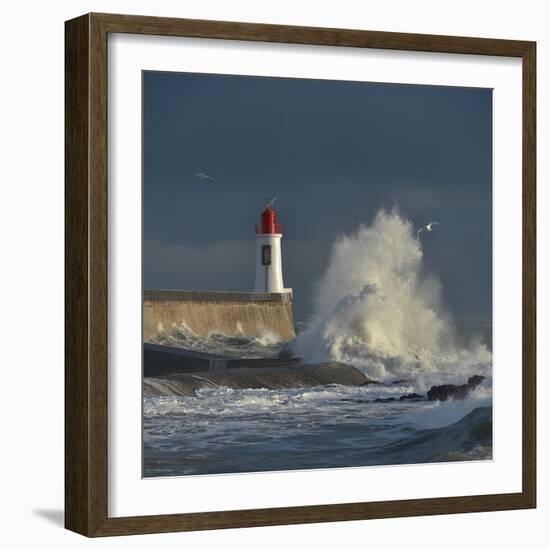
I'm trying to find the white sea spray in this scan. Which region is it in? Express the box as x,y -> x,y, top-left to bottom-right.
292,208 -> 492,383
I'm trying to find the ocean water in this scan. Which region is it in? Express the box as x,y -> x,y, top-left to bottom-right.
143,210 -> 493,477
143,375 -> 492,477
143,319 -> 492,478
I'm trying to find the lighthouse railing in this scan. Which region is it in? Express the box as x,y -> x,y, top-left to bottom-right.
255,223 -> 282,234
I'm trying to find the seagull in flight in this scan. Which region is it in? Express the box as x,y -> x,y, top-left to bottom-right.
417,221 -> 439,239
266,197 -> 277,208
195,172 -> 215,184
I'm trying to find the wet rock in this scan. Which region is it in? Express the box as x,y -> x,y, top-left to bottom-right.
427,375 -> 486,402
467,375 -> 486,388
399,393 -> 425,402
372,393 -> 426,404
277,346 -> 296,359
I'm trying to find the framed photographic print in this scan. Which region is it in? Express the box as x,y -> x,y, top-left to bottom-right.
65,13 -> 536,537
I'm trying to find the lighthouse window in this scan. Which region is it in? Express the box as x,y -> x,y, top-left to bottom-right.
261,245 -> 272,266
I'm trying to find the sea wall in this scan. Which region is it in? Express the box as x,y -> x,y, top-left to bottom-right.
143,363 -> 372,397
144,343 -> 301,377
143,290 -> 295,342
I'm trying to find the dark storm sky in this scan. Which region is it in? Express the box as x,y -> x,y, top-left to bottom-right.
143,71 -> 492,322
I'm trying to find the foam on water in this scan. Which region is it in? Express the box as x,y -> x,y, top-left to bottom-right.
406,382 -> 492,429
151,321 -> 285,358
143,381 -> 493,476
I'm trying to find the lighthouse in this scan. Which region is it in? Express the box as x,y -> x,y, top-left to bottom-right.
254,205 -> 291,294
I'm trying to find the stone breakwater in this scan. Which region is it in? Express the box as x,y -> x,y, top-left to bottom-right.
143,362 -> 373,397
143,290 -> 295,342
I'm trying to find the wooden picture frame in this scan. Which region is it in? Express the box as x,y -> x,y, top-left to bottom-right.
65,12 -> 536,537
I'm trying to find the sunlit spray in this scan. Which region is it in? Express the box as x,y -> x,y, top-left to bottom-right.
292,208 -> 492,384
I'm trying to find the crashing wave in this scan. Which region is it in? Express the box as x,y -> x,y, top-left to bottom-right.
292,208 -> 492,383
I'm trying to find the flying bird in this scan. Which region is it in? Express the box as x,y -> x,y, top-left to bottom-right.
416,221 -> 439,239
266,197 -> 277,208
195,172 -> 215,184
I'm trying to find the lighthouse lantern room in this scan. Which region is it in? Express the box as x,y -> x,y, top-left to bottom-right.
254,206 -> 291,294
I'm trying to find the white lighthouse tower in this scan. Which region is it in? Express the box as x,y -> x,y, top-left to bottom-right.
254,204 -> 291,294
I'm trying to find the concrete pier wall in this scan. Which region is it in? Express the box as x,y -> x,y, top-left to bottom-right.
143,343 -> 301,377
144,363 -> 372,397
143,290 -> 295,342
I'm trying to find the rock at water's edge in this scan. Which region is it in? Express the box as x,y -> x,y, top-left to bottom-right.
399,393 -> 425,402
427,375 -> 486,402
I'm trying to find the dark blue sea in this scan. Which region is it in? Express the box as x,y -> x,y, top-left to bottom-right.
143,320 -> 492,478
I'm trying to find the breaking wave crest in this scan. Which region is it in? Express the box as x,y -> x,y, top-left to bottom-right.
292,209 -> 492,383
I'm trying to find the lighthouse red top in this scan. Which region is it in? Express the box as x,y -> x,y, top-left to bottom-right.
255,206 -> 282,234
